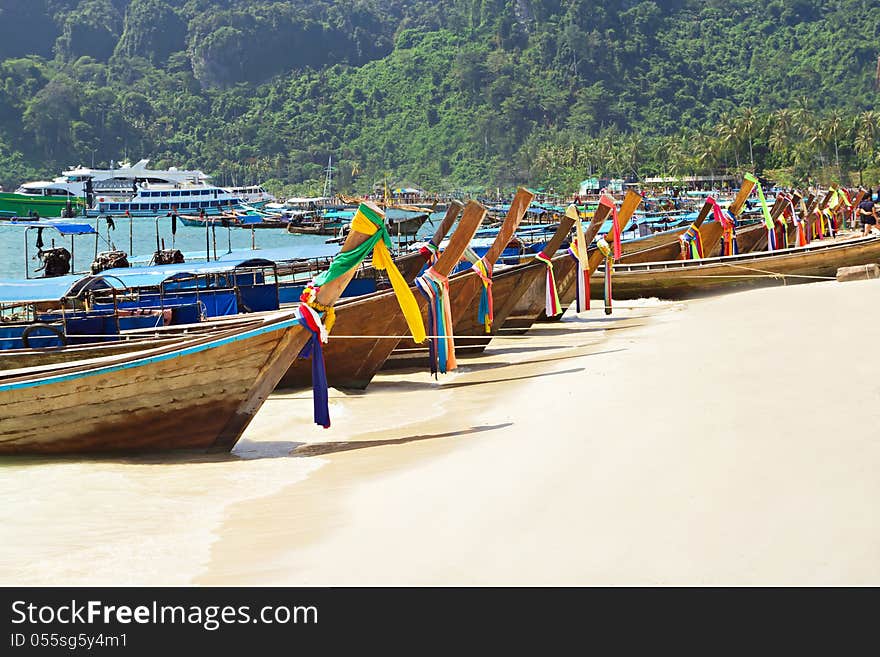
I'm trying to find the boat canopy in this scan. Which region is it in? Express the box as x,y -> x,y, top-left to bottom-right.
218,244 -> 340,263
0,220 -> 97,236
75,257 -> 282,293
0,275 -> 84,304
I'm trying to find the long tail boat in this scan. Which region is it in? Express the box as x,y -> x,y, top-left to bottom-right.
708,193 -> 790,256
587,233 -> 880,301
495,216 -> 576,332
600,178 -> 758,267
275,200 -> 488,390
0,203 -> 466,373
0,213 -> 386,455
382,187 -> 535,368
532,195 -> 619,322
502,190 -> 644,332
448,215 -> 575,352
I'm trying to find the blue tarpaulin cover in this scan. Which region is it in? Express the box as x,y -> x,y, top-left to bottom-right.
0,275 -> 84,303
0,220 -> 97,235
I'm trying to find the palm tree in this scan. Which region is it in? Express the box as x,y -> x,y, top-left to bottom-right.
736,107 -> 761,169
822,110 -> 847,171
768,108 -> 792,161
715,113 -> 741,171
693,132 -> 721,174
854,111 -> 879,184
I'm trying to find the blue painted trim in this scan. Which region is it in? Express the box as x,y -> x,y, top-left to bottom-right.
0,315 -> 300,393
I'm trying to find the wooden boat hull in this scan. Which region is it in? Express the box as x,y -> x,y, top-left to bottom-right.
449,263 -> 544,351
384,263 -> 543,367
590,235 -> 880,300
706,221 -> 768,257
277,284 -> 429,390
0,313 -> 311,454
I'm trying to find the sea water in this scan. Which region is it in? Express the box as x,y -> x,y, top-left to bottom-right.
0,212 -> 443,279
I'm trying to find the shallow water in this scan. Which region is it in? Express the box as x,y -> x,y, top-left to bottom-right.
0,426 -> 328,585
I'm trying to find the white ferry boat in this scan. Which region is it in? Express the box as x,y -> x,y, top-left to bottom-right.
0,159 -> 216,217
223,185 -> 276,206
88,183 -> 243,217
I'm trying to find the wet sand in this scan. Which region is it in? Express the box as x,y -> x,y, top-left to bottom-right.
4,278 -> 880,585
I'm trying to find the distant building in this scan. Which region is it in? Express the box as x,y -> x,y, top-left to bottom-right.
642,174 -> 738,188
579,177 -> 624,195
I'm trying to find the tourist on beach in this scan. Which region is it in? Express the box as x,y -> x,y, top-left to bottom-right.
858,189 -> 879,235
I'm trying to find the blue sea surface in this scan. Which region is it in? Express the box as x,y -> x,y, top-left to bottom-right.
0,213 -> 443,280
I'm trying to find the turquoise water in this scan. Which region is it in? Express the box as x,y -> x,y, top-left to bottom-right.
0,214 -> 441,280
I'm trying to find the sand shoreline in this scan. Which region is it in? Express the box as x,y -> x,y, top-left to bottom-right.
202,279 -> 880,586
196,301 -> 685,584
4,278 -> 879,586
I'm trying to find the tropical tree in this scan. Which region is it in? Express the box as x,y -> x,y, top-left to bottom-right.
735,107 -> 762,169
822,110 -> 847,171
715,113 -> 741,171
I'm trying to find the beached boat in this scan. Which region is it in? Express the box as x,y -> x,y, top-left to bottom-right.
450,215 -> 575,351
276,200 -> 485,390
598,178 -> 758,268
0,203 -> 466,378
590,233 -> 880,300
539,181 -> 760,316
504,190 -> 644,332
382,188 -> 535,369
0,211 -> 381,455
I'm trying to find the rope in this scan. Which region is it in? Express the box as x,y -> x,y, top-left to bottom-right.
721,262 -> 836,280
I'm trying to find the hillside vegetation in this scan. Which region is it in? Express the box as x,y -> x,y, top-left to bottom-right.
0,0 -> 878,192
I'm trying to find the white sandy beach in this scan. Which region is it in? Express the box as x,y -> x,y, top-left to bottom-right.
200,277 -> 880,586
3,278 -> 879,586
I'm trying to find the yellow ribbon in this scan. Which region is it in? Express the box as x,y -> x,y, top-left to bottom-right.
351,210 -> 427,344
567,204 -> 588,266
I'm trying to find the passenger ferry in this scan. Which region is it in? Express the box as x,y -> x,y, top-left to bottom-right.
88,183 -> 243,217
223,185 -> 276,206
0,159 -> 213,217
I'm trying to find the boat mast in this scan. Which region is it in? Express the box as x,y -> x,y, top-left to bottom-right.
322,156 -> 335,199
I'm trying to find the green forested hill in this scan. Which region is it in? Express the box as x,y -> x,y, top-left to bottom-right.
0,0 -> 878,193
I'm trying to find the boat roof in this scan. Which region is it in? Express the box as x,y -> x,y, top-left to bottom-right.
0,275 -> 84,304
74,257 -> 282,292
0,220 -> 97,235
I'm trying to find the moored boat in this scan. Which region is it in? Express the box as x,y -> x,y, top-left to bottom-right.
0,207 -> 384,454
276,200 -> 484,390
591,233 -> 880,300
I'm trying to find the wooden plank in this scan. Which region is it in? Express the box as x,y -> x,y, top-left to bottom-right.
434,200 -> 488,276
483,187 -> 535,267
428,200 -> 464,248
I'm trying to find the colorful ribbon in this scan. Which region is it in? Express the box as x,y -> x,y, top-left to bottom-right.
314,203 -> 425,343
753,180 -> 777,252
297,303 -> 331,428
599,195 -> 622,260
415,267 -> 456,376
797,197 -> 811,245
471,258 -> 494,333
419,242 -> 439,264
707,197 -> 738,256
567,204 -> 590,312
597,237 -> 613,315
535,251 -> 561,317
679,225 -> 704,259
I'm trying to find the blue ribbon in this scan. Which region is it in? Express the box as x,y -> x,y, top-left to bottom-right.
297,317 -> 330,428
416,276 -> 446,377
